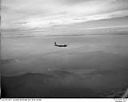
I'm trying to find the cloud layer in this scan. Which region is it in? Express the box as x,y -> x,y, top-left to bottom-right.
1,0 -> 128,29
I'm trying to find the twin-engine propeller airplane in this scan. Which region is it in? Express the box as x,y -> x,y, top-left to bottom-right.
54,42 -> 67,47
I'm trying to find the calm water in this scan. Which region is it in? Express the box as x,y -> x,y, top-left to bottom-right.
1,34 -> 128,97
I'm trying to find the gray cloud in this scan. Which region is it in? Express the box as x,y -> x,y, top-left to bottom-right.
1,0 -> 128,29
56,0 -> 89,5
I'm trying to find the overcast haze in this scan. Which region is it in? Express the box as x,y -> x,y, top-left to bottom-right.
1,0 -> 128,29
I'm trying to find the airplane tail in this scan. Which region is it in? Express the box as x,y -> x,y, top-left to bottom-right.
54,42 -> 57,46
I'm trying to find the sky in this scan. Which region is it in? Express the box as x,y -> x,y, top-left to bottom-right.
1,0 -> 128,31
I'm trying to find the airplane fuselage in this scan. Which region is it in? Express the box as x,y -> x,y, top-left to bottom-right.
54,42 -> 67,47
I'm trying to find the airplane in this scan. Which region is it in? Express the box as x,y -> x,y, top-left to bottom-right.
54,42 -> 67,47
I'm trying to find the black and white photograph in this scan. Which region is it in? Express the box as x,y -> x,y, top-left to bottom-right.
1,0 -> 128,98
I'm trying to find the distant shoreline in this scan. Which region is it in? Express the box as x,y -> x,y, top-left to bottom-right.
1,32 -> 128,38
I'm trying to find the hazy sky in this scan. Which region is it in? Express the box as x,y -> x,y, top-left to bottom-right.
1,0 -> 128,30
